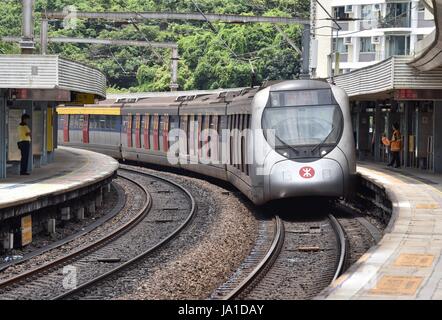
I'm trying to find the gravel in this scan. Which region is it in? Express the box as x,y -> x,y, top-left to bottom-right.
78,165 -> 258,300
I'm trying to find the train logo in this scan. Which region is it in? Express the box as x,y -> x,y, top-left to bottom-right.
300,167 -> 315,179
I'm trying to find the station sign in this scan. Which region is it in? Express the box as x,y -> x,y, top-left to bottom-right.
21,215 -> 32,247
9,89 -> 71,102
73,93 -> 95,105
394,89 -> 442,101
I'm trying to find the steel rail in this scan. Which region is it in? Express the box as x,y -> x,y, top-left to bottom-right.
222,216 -> 284,300
0,171 -> 152,291
53,167 -> 197,300
328,214 -> 348,282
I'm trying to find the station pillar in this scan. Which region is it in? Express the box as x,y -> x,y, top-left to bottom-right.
434,102 -> 442,173
0,92 -> 6,179
374,104 -> 383,162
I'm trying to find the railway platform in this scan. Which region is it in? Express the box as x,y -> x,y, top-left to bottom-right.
0,147 -> 118,249
318,163 -> 442,300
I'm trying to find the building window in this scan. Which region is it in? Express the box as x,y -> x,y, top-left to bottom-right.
386,35 -> 410,57
333,38 -> 348,53
383,3 -> 411,28
361,5 -> 373,21
333,6 -> 349,19
360,37 -> 375,53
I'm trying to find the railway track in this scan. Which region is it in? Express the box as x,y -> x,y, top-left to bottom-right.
0,168 -> 196,300
213,213 -> 349,300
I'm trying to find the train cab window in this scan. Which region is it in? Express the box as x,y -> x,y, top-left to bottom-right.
263,89 -> 343,160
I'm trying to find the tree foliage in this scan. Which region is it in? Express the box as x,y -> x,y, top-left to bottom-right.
0,0 -> 309,92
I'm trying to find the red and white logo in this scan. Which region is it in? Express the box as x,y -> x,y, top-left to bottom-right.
299,167 -> 315,179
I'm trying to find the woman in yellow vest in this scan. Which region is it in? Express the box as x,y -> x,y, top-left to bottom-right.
385,122 -> 402,168
17,114 -> 31,175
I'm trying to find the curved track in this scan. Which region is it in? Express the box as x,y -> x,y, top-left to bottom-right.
216,214 -> 348,300
0,168 -> 196,300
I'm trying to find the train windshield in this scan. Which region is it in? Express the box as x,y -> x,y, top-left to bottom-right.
262,89 -> 343,159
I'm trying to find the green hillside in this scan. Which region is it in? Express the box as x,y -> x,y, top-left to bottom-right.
0,0 -> 309,92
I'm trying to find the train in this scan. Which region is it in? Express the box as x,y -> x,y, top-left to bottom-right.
57,80 -> 356,205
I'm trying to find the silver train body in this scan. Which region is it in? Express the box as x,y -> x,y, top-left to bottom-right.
58,80 -> 356,205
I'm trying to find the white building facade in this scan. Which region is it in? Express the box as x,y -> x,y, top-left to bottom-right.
311,0 -> 435,78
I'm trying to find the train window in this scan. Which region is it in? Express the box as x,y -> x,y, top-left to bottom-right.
200,115 -> 206,153
169,115 -> 179,145
69,115 -> 77,129
193,115 -> 199,157
159,116 -> 164,151
149,115 -> 155,150
140,115 -> 146,145
230,115 -> 234,166
110,116 -> 117,130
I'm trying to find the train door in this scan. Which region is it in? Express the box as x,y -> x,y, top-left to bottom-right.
180,115 -> 189,157
127,114 -> 133,148
134,114 -> 141,149
143,114 -> 150,150
241,115 -> 247,174
153,114 -> 159,151
197,114 -> 203,160
201,115 -> 210,161
228,115 -> 233,166
163,114 -> 170,153
234,114 -> 239,169
82,114 -> 89,144
211,115 -> 219,163
63,114 -> 69,143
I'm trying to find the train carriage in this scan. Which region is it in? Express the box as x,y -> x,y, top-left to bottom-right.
57,80 -> 356,205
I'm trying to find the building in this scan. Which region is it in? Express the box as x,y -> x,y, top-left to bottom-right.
310,0 -> 442,174
311,0 -> 435,78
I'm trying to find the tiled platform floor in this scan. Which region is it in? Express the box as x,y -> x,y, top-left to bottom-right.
0,147 -> 119,210
318,163 -> 442,300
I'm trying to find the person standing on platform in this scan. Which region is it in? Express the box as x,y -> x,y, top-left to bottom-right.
383,122 -> 402,168
17,114 -> 31,176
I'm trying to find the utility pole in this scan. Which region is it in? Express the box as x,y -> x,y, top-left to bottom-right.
20,0 -> 35,54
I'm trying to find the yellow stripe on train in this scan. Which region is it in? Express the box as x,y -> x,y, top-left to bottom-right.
56,107 -> 122,115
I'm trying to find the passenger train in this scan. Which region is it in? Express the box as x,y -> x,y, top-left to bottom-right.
57,80 -> 356,205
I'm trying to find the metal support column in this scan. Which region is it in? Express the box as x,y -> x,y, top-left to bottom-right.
20,0 -> 35,54
41,105 -> 48,165
434,101 -> 442,173
403,102 -> 410,168
374,103 -> 382,162
40,18 -> 48,55
300,23 -> 311,79
0,92 -> 6,178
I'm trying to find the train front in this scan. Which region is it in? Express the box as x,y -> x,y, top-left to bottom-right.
253,80 -> 356,204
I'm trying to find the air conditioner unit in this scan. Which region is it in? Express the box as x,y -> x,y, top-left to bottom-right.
344,37 -> 352,45
371,36 -> 381,44
344,5 -> 353,13
373,4 -> 381,12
